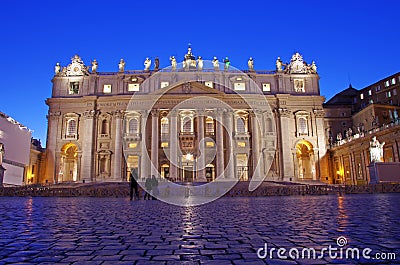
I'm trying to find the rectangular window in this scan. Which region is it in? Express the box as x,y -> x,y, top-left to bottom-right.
161,82 -> 169,88
237,142 -> 246,148
206,141 -> 214,147
391,78 -> 396,85
393,89 -> 397,96
128,143 -> 137,148
128,83 -> 140,92
205,81 -> 213,88
161,142 -> 169,148
387,91 -> 392,98
360,93 -> 364,100
234,82 -> 246,91
103,84 -> 112,93
69,82 -> 79,94
385,80 -> 390,87
368,90 -> 372,96
262,83 -> 271,92
376,85 -> 381,92
293,79 -> 305,92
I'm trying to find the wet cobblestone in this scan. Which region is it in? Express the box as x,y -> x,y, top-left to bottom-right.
0,194 -> 399,264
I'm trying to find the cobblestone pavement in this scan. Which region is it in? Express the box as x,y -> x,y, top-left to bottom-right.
0,194 -> 399,264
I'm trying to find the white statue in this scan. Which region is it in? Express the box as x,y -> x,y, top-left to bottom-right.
212,57 -> 219,70
197,56 -> 203,71
0,143 -> 4,166
118,59 -> 125,72
394,109 -> 399,123
144,57 -> 151,71
170,56 -> 177,71
91,59 -> 98,73
248,57 -> 254,71
276,57 -> 283,72
369,136 -> 385,163
311,61 -> 317,73
55,63 -> 61,74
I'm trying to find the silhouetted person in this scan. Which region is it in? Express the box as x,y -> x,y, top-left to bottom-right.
151,175 -> 159,200
129,169 -> 139,200
144,176 -> 153,200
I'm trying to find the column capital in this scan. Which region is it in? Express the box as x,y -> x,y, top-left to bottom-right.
276,108 -> 291,118
47,111 -> 61,120
150,109 -> 159,117
112,109 -> 124,119
313,109 -> 325,118
82,110 -> 97,119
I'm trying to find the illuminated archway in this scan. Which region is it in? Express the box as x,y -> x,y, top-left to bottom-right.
59,143 -> 78,182
295,140 -> 315,180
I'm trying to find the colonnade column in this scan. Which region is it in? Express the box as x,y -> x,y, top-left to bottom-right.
81,110 -> 96,182
216,109 -> 225,179
251,110 -> 262,181
151,110 -> 159,177
46,111 -> 61,183
112,110 -> 122,181
197,110 -> 206,181
225,110 -> 235,179
140,111 -> 149,180
278,108 -> 294,181
169,110 -> 178,181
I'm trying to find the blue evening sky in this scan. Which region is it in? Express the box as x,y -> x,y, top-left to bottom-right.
1,0 -> 399,145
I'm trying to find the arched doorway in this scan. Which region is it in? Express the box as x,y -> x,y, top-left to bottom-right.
59,143 -> 78,182
295,140 -> 315,180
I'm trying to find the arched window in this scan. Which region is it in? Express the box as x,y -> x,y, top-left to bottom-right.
101,119 -> 108,134
128,118 -> 138,134
236,117 -> 246,133
182,116 -> 192,133
298,117 -> 307,134
67,119 -> 77,135
161,117 -> 169,135
206,117 -> 214,134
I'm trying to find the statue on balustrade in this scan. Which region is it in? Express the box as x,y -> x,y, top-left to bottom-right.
212,57 -> 219,70
118,59 -> 125,72
144,57 -> 151,71
248,57 -> 254,71
91,59 -> 98,73
170,56 -> 177,71
369,136 -> 385,163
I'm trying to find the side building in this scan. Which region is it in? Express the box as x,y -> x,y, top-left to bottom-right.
0,112 -> 31,186
44,49 -> 329,184
324,72 -> 400,184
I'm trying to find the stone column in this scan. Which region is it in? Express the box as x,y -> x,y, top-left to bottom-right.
140,111 -> 149,180
251,110 -> 262,181
224,110 -> 235,179
81,110 -> 96,182
169,110 -> 178,181
278,108 -> 294,181
151,110 -> 159,177
216,109 -> 225,179
196,111 -> 206,181
314,109 -> 328,181
45,111 -> 61,183
112,110 -> 123,181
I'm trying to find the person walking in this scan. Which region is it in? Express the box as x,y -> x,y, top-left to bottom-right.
144,176 -> 153,200
129,168 -> 139,200
151,175 -> 159,200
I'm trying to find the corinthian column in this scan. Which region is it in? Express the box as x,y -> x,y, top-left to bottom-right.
140,111 -> 149,180
169,110 -> 178,181
215,109 -> 225,179
251,110 -> 262,181
46,111 -> 61,184
151,110 -> 159,177
81,110 -> 96,182
112,110 -> 123,181
196,110 -> 206,181
225,110 -> 235,179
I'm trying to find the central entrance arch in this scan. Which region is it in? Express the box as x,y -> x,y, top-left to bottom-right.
295,140 -> 315,180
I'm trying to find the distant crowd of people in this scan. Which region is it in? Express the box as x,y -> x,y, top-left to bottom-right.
129,169 -> 159,200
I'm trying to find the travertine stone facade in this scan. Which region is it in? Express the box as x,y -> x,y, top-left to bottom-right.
44,50 -> 328,184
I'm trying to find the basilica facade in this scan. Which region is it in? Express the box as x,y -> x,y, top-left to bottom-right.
44,49 -> 329,184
